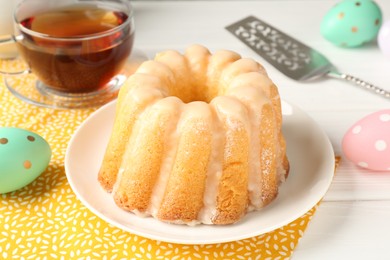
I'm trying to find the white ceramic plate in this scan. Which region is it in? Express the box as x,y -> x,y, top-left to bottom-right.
65,100 -> 335,245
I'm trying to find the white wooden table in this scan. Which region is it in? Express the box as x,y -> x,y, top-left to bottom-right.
131,0 -> 390,259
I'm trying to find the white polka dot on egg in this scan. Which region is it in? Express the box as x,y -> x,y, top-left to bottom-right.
375,140 -> 387,151
358,162 -> 369,168
352,125 -> 362,134
379,114 -> 390,122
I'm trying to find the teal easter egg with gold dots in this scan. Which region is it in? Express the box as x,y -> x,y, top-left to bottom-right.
0,127 -> 51,193
321,0 -> 382,47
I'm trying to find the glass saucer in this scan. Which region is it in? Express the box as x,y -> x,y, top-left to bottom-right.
4,49 -> 147,109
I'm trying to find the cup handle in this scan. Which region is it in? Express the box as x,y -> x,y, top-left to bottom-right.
0,35 -> 30,76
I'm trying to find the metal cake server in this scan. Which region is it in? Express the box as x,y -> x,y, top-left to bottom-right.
226,16 -> 390,100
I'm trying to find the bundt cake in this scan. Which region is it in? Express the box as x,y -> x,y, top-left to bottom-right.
98,44 -> 289,225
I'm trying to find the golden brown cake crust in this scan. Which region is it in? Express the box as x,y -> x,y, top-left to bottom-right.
113,97 -> 182,212
98,74 -> 168,191
158,103 -> 212,222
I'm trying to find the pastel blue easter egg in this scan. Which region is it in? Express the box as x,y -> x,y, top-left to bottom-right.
321,0 -> 382,47
0,127 -> 51,193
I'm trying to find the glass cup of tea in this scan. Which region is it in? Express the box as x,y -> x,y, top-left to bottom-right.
0,0 -> 136,108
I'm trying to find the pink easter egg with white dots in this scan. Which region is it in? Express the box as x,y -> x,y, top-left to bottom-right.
342,109 -> 390,171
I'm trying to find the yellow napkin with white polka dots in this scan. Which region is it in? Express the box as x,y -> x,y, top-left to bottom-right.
0,59 -> 338,259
